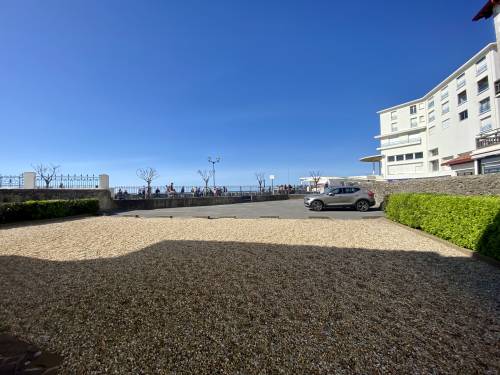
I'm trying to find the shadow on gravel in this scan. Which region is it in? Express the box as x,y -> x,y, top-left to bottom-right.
1,241 -> 499,374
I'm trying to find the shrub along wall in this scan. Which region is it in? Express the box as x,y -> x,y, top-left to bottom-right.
0,199 -> 99,224
385,193 -> 500,261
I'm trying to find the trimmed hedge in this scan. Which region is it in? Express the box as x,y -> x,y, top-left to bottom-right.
0,199 -> 99,224
385,193 -> 500,261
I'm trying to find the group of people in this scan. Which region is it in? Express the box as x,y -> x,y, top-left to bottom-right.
276,184 -> 295,194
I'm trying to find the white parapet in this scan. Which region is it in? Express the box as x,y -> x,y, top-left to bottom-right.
99,174 -> 109,189
22,172 -> 36,189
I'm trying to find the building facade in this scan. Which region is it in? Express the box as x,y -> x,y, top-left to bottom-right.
362,1 -> 500,179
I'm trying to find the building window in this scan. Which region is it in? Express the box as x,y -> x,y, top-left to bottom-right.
428,98 -> 434,109
388,156 -> 395,162
459,110 -> 468,121
476,56 -> 487,75
441,101 -> 449,115
396,155 -> 404,161
477,76 -> 489,94
456,73 -> 466,89
391,123 -> 398,132
441,87 -> 449,101
442,118 -> 450,129
419,103 -> 425,110
410,117 -> 418,128
419,116 -> 425,123
479,97 -> 490,114
428,110 -> 435,123
458,90 -> 467,106
480,117 -> 493,133
410,105 -> 417,115
415,152 -> 424,159
405,153 -> 414,160
430,148 -> 439,157
391,111 -> 397,120
430,160 -> 439,172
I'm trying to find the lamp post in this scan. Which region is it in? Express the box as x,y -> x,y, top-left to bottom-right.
208,156 -> 221,189
269,174 -> 275,195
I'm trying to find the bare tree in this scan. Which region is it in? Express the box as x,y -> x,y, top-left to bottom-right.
255,172 -> 265,192
33,163 -> 60,188
309,170 -> 322,192
136,167 -> 159,198
198,169 -> 213,195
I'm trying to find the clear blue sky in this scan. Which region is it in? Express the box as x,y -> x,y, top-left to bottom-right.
0,0 -> 495,186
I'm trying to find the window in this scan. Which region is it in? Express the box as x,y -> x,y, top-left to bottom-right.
415,152 -> 424,159
343,187 -> 360,194
396,155 -> 404,161
430,148 -> 439,157
419,116 -> 425,123
430,160 -> 439,172
479,97 -> 490,114
428,110 -> 435,123
405,153 -> 414,160
442,118 -> 450,129
391,123 -> 398,132
477,76 -> 489,94
456,73 -> 466,89
419,103 -> 425,110
441,87 -> 449,101
459,110 -> 468,121
480,117 -> 493,133
410,105 -> 417,115
391,111 -> 397,120
388,156 -> 395,162
476,56 -> 487,75
410,117 -> 418,128
458,90 -> 467,105
427,98 -> 434,109
441,101 -> 449,115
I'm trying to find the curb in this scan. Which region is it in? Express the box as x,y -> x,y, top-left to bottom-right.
382,218 -> 500,268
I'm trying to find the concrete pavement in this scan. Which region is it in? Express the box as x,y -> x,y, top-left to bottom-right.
115,198 -> 384,219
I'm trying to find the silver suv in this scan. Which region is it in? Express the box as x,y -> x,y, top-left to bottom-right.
304,186 -> 376,212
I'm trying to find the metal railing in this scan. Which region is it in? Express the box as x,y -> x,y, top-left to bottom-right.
36,174 -> 99,189
0,175 -> 23,188
476,130 -> 500,149
112,185 -> 296,200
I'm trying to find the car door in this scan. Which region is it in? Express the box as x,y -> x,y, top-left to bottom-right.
324,188 -> 342,206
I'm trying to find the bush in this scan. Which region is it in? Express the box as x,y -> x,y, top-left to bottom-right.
0,199 -> 99,224
385,193 -> 500,261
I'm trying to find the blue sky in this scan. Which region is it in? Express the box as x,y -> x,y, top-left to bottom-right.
0,0 -> 495,186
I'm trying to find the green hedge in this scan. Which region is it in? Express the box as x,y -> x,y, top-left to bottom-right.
385,193 -> 500,261
0,199 -> 99,224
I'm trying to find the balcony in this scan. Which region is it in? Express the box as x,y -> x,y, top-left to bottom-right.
476,130 -> 500,149
377,137 -> 422,151
495,80 -> 500,98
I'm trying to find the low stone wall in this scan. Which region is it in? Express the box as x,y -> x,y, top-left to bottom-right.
0,189 -> 114,211
353,174 -> 500,205
112,194 -> 289,211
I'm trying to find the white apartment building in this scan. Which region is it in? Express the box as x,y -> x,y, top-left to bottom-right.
361,1 -> 500,179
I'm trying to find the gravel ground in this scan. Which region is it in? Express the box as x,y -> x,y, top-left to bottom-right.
1,217 -> 499,374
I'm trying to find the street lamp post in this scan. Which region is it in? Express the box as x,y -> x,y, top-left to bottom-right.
208,156 -> 221,189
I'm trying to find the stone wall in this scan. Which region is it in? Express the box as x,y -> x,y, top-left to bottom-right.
352,174 -> 500,205
112,194 -> 288,211
0,189 -> 288,212
0,189 -> 115,211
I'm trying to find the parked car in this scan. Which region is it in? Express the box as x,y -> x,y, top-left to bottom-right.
304,186 -> 375,212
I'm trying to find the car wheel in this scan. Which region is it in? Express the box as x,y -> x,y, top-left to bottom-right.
310,200 -> 324,211
355,200 -> 369,212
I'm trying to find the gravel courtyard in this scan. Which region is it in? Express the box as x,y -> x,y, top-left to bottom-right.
1,217 -> 499,374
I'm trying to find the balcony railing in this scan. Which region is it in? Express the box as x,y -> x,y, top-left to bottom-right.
495,80 -> 500,97
476,130 -> 500,149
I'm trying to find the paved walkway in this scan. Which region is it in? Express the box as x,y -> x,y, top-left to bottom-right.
115,198 -> 384,219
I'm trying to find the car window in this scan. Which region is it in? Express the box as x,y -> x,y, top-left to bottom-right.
331,188 -> 341,194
